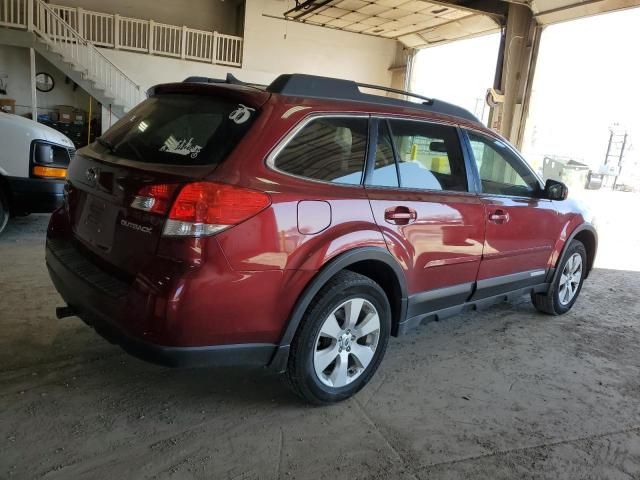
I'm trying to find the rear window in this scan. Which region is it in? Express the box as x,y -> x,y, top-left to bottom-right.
272,117 -> 367,185
100,94 -> 258,165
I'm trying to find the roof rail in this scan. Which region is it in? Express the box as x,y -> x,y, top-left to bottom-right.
267,74 -> 480,123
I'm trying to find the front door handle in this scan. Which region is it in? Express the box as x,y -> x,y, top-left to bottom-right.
488,209 -> 510,224
384,206 -> 417,225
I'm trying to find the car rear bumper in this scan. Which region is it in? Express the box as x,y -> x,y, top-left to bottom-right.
45,238 -> 277,368
7,176 -> 65,214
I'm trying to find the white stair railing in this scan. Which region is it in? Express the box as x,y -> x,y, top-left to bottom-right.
1,0 -> 244,67
0,0 -> 27,28
31,0 -> 144,109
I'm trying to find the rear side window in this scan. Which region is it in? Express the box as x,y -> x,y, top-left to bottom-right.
273,117 -> 367,185
370,121 -> 398,188
387,120 -> 467,192
100,94 -> 258,165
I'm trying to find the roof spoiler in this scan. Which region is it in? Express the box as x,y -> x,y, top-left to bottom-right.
182,74 -> 267,89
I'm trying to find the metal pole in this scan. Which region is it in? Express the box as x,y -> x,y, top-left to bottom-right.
87,96 -> 92,145
29,48 -> 37,121
604,129 -> 613,165
612,132 -> 628,190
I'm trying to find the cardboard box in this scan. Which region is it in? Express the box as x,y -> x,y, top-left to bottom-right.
57,105 -> 74,124
0,98 -> 16,114
73,110 -> 86,125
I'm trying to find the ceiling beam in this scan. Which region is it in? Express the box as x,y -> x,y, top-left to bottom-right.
283,0 -> 334,21
424,0 -> 510,21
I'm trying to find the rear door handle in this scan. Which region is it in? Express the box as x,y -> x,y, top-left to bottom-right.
384,206 -> 417,225
488,209 -> 510,224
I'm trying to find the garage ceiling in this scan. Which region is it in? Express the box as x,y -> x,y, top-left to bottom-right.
531,0 -> 640,24
282,0 -> 640,48
282,0 -> 502,47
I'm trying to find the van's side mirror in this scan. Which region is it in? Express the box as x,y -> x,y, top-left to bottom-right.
544,179 -> 568,200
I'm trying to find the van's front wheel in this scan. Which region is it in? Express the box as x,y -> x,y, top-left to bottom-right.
0,188 -> 9,235
285,271 -> 391,404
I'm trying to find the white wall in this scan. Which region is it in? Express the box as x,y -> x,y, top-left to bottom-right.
97,0 -> 397,93
0,45 -> 91,117
54,0 -> 243,35
243,0 -> 396,87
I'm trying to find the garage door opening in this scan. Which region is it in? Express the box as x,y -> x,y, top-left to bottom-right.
521,7 -> 640,183
410,33 -> 501,126
521,7 -> 640,272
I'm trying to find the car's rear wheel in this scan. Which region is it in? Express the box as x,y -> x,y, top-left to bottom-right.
532,240 -> 587,315
285,270 -> 391,404
0,188 -> 9,235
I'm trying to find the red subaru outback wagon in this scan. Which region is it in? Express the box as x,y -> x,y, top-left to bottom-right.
46,74 -> 597,403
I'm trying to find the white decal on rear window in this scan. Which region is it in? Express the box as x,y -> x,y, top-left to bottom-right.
159,137 -> 203,158
229,104 -> 255,124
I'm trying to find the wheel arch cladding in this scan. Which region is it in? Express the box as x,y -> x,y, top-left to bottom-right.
344,259 -> 404,336
572,227 -> 597,278
268,247 -> 408,372
0,175 -> 10,203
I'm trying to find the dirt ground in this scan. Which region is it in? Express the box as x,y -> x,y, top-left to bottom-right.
1,190 -> 640,479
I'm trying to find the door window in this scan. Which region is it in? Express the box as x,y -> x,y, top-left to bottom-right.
272,117 -> 367,185
369,121 -> 399,188
388,120 -> 467,192
467,132 -> 540,197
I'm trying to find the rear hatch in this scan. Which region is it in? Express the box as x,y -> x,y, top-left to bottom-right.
64,84 -> 269,277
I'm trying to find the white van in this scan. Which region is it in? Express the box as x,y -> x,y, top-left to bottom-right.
0,112 -> 75,234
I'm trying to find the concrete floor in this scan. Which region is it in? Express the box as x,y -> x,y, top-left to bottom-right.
1,191 -> 640,479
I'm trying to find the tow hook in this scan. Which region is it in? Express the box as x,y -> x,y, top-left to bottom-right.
55,305 -> 76,319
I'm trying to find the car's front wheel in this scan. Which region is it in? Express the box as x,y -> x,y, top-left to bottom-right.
285,271 -> 391,404
532,239 -> 587,315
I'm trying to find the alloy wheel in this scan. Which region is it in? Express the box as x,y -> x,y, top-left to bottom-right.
558,252 -> 583,306
313,298 -> 381,388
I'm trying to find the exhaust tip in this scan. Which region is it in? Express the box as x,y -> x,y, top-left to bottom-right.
55,306 -> 76,320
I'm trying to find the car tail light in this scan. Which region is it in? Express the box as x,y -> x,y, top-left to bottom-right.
131,184 -> 178,215
133,182 -> 271,237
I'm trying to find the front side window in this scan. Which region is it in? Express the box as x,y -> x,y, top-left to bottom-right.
387,120 -> 468,192
273,117 -> 367,185
467,132 -> 540,197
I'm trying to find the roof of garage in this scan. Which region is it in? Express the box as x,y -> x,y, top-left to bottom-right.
283,0 -> 502,47
282,0 -> 640,48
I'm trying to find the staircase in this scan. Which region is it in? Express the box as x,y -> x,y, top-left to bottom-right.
1,0 -> 145,117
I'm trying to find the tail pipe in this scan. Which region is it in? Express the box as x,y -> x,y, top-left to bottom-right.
56,305 -> 76,319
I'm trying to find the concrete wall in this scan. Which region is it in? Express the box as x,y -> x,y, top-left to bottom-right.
0,45 -> 91,117
53,0 -> 243,36
97,0 -> 397,93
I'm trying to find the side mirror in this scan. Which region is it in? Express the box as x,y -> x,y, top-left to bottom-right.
545,179 -> 568,201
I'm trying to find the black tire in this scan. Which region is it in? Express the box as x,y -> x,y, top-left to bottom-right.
531,240 -> 587,315
284,270 -> 391,404
0,187 -> 9,235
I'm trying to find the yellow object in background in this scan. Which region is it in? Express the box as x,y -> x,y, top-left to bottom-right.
431,157 -> 451,174
411,144 -> 418,160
